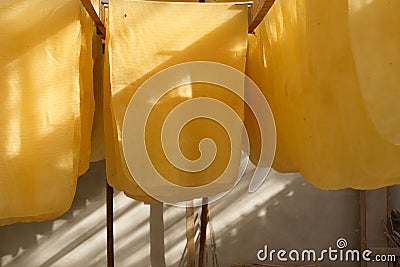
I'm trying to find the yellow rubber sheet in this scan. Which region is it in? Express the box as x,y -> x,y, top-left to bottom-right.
246,0 -> 400,189
105,0 -> 248,202
0,0 -> 94,225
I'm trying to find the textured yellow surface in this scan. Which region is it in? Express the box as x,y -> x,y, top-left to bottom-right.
105,0 -> 248,202
0,0 -> 94,225
246,0 -> 400,189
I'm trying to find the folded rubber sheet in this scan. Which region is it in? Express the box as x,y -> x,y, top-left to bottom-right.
0,0 -> 95,225
246,0 -> 400,190
105,0 -> 248,203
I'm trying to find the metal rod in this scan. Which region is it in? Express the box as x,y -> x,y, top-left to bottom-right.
80,0 -> 106,37
82,0 -> 273,37
248,0 -> 275,32
199,198 -> 209,267
106,183 -> 114,267
386,187 -> 394,267
387,186 -> 392,240
360,190 -> 367,267
186,203 -> 196,267
150,203 -> 166,267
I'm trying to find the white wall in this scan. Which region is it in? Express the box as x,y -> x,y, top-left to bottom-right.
0,160 -> 397,267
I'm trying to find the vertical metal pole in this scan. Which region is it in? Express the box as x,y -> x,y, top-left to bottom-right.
387,186 -> 392,238
199,198 -> 209,267
106,183 -> 114,267
387,187 -> 393,267
360,190 -> 367,267
150,203 -> 166,267
186,203 -> 196,267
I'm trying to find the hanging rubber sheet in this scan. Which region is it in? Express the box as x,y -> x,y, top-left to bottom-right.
0,0 -> 95,225
246,0 -> 400,189
105,0 -> 248,202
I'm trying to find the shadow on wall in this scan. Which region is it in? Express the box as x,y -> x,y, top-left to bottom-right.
0,162 -> 395,267
0,161 -> 394,267
203,170 -> 361,267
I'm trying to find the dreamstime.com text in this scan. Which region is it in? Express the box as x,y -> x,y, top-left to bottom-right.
257,238 -> 397,263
